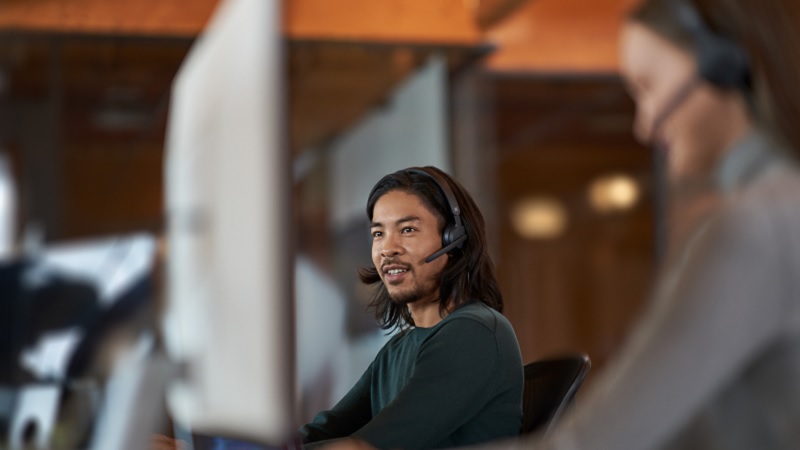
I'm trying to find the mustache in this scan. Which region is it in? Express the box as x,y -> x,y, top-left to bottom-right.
380,258 -> 411,270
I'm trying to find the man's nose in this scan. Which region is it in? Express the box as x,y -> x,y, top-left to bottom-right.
379,234 -> 403,257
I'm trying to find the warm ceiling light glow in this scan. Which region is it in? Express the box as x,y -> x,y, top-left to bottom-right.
510,197 -> 567,240
589,174 -> 640,213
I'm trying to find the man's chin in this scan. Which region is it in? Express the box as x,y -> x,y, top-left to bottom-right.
388,289 -> 420,305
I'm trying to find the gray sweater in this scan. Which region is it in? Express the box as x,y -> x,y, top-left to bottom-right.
466,130 -> 800,450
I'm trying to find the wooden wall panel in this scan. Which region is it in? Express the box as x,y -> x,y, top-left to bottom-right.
61,141 -> 164,237
489,76 -> 656,369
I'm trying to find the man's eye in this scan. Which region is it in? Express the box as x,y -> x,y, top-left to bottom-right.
402,227 -> 415,233
371,231 -> 382,238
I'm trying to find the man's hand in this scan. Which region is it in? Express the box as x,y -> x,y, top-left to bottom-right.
150,434 -> 188,450
321,438 -> 378,450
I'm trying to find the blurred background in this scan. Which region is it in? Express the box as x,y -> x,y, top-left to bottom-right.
0,0 -> 657,427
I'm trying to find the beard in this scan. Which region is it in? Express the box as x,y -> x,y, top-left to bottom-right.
379,264 -> 440,306
387,284 -> 426,305
386,282 -> 441,306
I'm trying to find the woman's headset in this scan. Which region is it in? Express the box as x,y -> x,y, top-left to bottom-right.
675,0 -> 751,91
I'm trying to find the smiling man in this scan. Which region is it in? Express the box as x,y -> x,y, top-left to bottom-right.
299,166 -> 523,450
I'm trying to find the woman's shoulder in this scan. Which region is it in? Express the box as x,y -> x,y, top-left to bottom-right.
721,163 -> 800,237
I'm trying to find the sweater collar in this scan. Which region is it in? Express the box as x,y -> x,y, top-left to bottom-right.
715,129 -> 792,191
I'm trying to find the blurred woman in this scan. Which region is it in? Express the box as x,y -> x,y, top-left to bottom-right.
483,0 -> 800,448
562,0 -> 800,446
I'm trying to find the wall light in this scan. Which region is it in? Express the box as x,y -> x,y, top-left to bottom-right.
588,174 -> 640,213
510,196 -> 568,240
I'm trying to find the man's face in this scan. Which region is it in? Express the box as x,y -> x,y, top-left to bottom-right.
370,189 -> 448,306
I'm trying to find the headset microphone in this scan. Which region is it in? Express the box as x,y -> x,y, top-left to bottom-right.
424,233 -> 467,263
646,76 -> 702,149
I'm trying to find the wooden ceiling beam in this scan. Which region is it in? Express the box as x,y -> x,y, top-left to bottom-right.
473,0 -> 529,29
285,0 -> 482,44
0,0 -> 219,37
485,0 -> 639,74
0,0 -> 504,46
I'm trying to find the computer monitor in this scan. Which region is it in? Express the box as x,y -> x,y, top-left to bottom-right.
162,0 -> 294,445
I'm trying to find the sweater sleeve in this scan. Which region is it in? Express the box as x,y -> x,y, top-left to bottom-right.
299,362 -> 374,445
352,317 -> 510,449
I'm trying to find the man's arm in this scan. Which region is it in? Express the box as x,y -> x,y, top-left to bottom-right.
299,363 -> 375,444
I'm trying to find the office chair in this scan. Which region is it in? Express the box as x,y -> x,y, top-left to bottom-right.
521,354 -> 591,436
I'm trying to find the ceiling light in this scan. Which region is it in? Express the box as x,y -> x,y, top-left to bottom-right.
510,196 -> 567,240
588,174 -> 639,213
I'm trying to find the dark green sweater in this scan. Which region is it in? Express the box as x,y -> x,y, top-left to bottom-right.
300,302 -> 523,449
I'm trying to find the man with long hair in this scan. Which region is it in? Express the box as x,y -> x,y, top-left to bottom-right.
299,166 -> 523,449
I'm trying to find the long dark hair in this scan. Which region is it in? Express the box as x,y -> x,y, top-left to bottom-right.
358,166 -> 503,331
629,0 -> 800,157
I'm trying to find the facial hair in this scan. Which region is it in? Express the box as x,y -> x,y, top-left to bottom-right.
380,257 -> 439,305
388,284 -> 426,305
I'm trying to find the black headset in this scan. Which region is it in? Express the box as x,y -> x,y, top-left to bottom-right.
406,167 -> 467,263
675,0 -> 750,90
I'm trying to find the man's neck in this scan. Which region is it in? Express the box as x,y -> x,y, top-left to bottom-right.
409,298 -> 451,328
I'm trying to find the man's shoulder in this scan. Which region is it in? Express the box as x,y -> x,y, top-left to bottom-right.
440,302 -> 509,333
429,303 -> 521,363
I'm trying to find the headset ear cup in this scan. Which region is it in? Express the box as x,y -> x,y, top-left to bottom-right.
443,224 -> 467,252
442,225 -> 454,248
676,0 -> 750,90
697,36 -> 750,88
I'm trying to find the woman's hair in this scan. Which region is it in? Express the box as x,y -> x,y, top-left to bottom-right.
629,0 -> 800,157
359,166 -> 503,331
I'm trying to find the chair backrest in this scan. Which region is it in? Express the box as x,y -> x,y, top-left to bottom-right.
521,354 -> 591,436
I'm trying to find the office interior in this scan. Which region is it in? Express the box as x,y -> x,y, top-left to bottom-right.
0,0 -> 661,446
